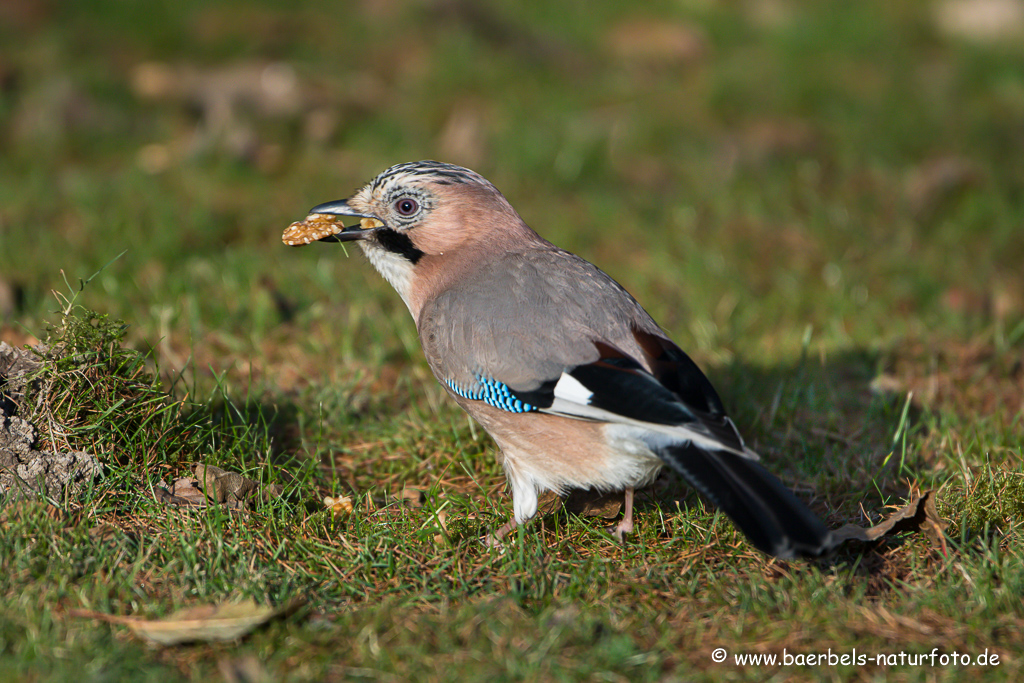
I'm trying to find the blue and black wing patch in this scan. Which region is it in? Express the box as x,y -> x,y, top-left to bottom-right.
445,376 -> 538,413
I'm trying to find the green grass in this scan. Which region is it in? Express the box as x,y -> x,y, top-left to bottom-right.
2,1 -> 1023,680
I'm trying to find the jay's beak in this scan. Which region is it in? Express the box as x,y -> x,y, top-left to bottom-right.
306,199 -> 382,243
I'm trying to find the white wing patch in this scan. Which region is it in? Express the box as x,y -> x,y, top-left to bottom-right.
552,372 -> 593,404
543,397 -> 754,459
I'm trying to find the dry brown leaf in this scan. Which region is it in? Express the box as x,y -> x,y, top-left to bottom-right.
165,476 -> 208,505
155,463 -> 282,510
605,18 -> 707,65
195,463 -> 257,504
70,598 -> 303,646
831,490 -> 949,555
397,487 -> 425,508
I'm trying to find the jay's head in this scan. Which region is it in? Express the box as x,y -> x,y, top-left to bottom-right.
301,161 -> 531,263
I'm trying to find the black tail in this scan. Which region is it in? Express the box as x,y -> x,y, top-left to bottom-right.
659,444 -> 833,558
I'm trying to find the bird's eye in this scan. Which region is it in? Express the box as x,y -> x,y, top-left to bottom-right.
394,197 -> 419,217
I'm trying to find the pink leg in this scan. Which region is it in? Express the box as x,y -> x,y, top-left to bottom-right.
610,487 -> 635,542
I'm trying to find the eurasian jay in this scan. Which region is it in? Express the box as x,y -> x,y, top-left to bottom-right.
284,160 -> 833,558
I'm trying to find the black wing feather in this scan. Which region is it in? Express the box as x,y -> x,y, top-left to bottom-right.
659,443 -> 833,558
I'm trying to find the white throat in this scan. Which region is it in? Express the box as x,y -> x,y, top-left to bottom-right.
358,242 -> 415,315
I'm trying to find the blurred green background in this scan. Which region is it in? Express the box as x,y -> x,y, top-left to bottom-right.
3,0 -> 1022,374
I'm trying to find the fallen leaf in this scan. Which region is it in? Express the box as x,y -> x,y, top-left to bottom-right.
195,463 -> 257,504
604,18 -> 707,65
155,463 -> 282,510
830,490 -> 949,555
397,487 -> 425,508
70,598 -> 304,646
167,476 -> 208,505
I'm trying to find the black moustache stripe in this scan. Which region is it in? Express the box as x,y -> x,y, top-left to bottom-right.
375,228 -> 424,264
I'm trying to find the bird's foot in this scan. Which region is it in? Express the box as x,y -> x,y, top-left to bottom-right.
608,487 -> 635,543
608,518 -> 633,544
